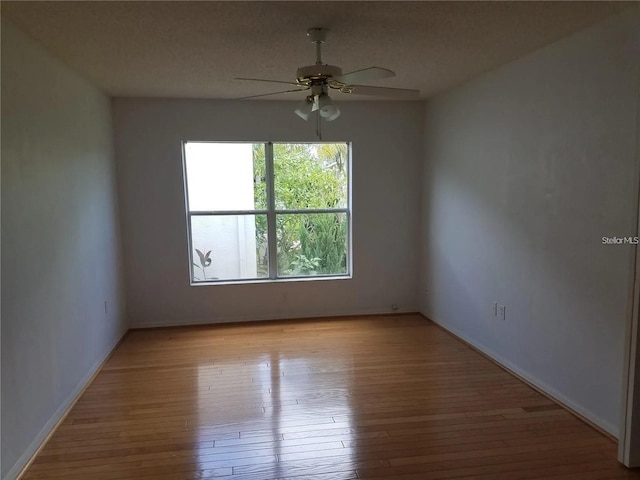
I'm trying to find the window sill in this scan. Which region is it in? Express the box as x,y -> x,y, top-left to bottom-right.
190,274 -> 352,287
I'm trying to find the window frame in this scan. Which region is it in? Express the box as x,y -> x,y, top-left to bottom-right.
182,141 -> 352,285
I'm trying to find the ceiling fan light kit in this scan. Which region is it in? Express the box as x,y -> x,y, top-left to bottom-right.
294,97 -> 314,121
236,27 -> 419,136
318,94 -> 340,121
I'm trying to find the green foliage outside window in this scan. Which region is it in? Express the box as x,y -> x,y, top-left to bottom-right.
253,143 -> 348,277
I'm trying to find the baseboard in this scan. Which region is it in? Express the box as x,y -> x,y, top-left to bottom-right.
421,312 -> 618,442
5,328 -> 129,480
131,307 -> 420,329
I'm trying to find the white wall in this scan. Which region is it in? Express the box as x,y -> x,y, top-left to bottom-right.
1,21 -> 127,479
421,7 -> 640,436
112,99 -> 423,327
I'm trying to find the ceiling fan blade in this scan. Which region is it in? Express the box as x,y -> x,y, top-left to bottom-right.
345,84 -> 420,99
238,88 -> 310,100
334,67 -> 395,85
235,77 -> 302,87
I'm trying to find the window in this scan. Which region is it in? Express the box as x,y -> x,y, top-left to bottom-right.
183,142 -> 351,284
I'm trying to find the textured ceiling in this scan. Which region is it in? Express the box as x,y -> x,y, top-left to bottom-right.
1,1 -> 633,100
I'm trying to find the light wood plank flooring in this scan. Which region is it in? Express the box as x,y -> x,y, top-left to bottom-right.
22,315 -> 639,479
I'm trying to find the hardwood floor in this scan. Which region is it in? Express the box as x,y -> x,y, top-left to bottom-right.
21,315 -> 639,479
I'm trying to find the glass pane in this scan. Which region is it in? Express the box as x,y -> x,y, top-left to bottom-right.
276,213 -> 348,277
191,214 -> 268,282
184,142 -> 266,212
273,143 -> 348,210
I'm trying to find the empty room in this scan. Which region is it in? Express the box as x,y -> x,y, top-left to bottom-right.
2,1 -> 640,479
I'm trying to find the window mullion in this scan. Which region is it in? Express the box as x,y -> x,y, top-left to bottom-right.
265,142 -> 278,279
274,208 -> 348,215
190,210 -> 268,216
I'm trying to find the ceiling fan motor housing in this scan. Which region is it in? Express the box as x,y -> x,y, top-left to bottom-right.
296,64 -> 343,84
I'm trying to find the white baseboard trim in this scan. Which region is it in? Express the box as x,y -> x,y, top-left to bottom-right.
423,311 -> 618,439
131,307 -> 419,329
4,327 -> 128,480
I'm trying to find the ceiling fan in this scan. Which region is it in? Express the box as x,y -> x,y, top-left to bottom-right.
236,28 -> 420,122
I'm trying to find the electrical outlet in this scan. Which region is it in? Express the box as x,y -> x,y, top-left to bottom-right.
491,302 -> 498,317
391,304 -> 399,311
498,304 -> 506,321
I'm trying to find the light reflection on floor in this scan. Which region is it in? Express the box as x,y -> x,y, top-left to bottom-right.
22,316 -> 627,479
194,348 -> 356,474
